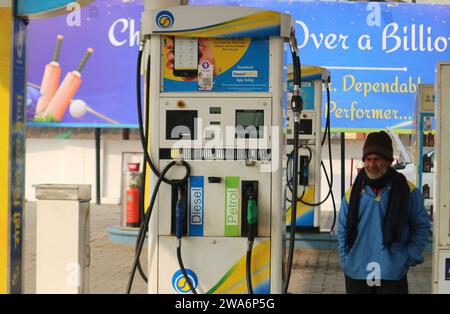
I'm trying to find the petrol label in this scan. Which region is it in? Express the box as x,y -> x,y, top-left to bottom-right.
225,177 -> 240,236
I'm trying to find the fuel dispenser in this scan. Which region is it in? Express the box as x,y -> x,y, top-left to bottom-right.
432,62 -> 450,294
284,65 -> 331,232
126,4 -> 304,294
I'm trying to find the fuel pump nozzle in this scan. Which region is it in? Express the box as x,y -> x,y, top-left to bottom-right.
175,186 -> 185,239
246,188 -> 258,242
245,186 -> 258,294
289,32 -> 303,118
284,28 -> 304,294
175,184 -> 197,294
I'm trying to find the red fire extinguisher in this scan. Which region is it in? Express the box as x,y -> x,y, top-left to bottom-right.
126,186 -> 141,227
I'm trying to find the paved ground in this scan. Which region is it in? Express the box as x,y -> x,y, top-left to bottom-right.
23,202 -> 432,294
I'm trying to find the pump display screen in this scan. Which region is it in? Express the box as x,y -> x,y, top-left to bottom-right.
166,110 -> 198,140
235,110 -> 264,138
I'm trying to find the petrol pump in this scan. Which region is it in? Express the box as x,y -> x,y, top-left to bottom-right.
432,62 -> 450,294
284,65 -> 330,232
126,4 -> 304,294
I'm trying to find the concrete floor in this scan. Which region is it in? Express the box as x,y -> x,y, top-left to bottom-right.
23,202 -> 432,294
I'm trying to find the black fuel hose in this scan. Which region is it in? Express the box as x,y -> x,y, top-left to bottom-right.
127,46 -> 191,293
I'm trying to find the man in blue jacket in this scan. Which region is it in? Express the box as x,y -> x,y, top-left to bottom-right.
338,131 -> 430,294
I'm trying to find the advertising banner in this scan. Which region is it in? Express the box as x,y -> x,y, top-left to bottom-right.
27,0 -> 143,128
27,1 -> 450,131
162,37 -> 269,92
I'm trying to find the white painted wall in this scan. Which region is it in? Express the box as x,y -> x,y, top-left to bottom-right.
25,138 -> 141,204
102,139 -> 143,203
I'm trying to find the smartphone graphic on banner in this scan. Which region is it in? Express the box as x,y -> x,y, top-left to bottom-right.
173,37 -> 199,77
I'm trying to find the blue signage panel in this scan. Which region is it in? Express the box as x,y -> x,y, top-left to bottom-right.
192,0 -> 450,132
10,17 -> 26,294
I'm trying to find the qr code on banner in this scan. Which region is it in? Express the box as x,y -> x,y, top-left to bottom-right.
198,62 -> 213,90
199,77 -> 213,90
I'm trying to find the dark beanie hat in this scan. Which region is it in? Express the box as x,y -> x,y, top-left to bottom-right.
362,131 -> 393,161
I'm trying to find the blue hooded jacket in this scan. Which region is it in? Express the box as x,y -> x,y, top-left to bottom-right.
337,181 -> 431,280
